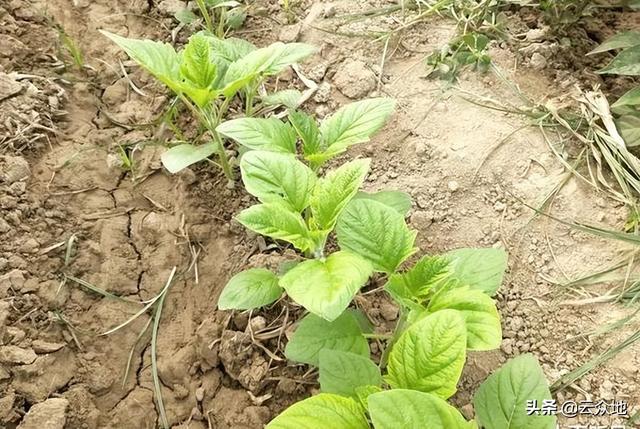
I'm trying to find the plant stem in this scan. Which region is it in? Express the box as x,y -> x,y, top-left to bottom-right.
213,131 -> 234,182
217,8 -> 226,38
363,333 -> 392,340
380,310 -> 407,368
195,0 -> 214,33
245,89 -> 255,117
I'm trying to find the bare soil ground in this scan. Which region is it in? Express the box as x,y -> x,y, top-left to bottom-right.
1,0 -> 639,428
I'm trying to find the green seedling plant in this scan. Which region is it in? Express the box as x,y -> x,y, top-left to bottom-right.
422,0 -> 507,81
216,97 -> 400,321
427,32 -> 492,81
175,0 -> 247,37
101,31 -> 315,181
588,30 -> 640,147
538,0 -> 592,27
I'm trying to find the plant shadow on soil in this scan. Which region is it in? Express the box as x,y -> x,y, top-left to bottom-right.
0,0 -> 639,427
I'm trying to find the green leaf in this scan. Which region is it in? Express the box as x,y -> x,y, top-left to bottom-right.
210,0 -> 241,8
279,251 -> 373,321
598,45 -> 640,75
223,42 -> 314,86
320,98 -> 395,156
319,350 -> 382,397
174,9 -> 198,24
263,43 -> 317,75
354,385 -> 382,409
617,113 -> 640,147
178,34 -> 219,106
160,142 -> 218,173
266,394 -> 368,429
311,159 -> 370,231
289,110 -> 321,157
612,86 -> 640,109
384,255 -> 450,307
588,31 -> 640,55
101,31 -> 181,93
354,190 -> 412,216
446,248 -> 507,295
240,151 -> 317,212
205,35 -> 256,63
474,354 -> 556,429
225,7 -> 246,29
218,268 -> 282,310
368,390 -> 474,429
337,198 -> 417,273
236,203 -> 313,251
217,118 -> 297,153
181,34 -> 218,88
285,310 -> 369,366
386,310 -> 467,399
262,89 -> 303,109
427,286 -> 502,351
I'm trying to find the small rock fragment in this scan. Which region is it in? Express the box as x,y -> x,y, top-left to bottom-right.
156,0 -> 187,15
195,387 -> 205,402
0,73 -> 22,101
32,340 -> 65,354
414,141 -> 427,156
307,62 -> 328,81
379,302 -> 398,321
323,4 -> 336,18
313,81 -> 331,103
448,180 -> 460,192
0,346 -> 36,365
278,23 -> 301,43
102,79 -> 127,106
0,390 -> 16,423
17,398 -> 69,429
530,52 -> 547,70
332,59 -> 376,99
0,156 -> 30,185
248,316 -> 266,333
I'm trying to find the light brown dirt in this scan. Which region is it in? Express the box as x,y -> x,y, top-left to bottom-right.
1,0 -> 639,427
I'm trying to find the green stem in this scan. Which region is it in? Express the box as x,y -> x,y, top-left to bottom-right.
213,131 -> 234,182
380,309 -> 407,369
217,8 -> 226,38
363,333 -> 392,340
245,90 -> 255,117
180,96 -> 235,182
195,0 -> 214,33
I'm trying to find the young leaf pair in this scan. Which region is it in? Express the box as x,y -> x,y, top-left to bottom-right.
217,97 -> 396,171
101,31 -> 316,177
268,348 -> 556,429
218,151 -> 412,321
588,31 -> 640,147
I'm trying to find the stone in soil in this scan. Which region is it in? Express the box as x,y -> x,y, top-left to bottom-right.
31,340 -> 65,354
332,59 -> 376,99
0,345 -> 37,365
17,397 -> 68,429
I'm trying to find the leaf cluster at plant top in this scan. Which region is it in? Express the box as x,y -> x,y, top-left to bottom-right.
101,30 -> 316,180
588,31 -> 640,147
